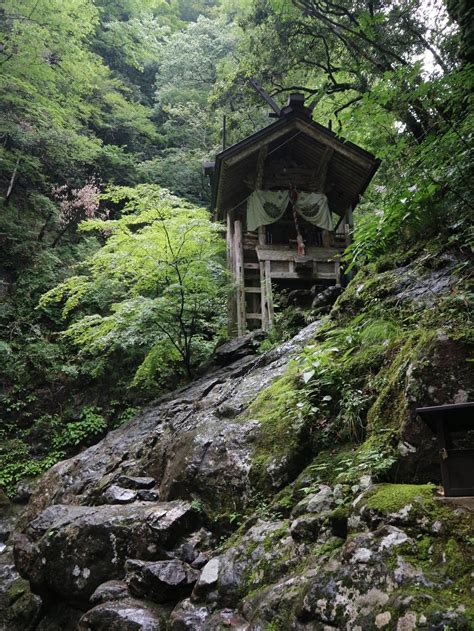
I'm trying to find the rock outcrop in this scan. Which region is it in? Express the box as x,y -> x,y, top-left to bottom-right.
1,247 -> 473,630
20,321 -> 322,529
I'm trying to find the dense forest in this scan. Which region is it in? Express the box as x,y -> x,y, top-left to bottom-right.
1,0 -> 471,493
0,1 -> 473,628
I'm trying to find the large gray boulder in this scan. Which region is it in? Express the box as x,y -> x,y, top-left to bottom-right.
126,559 -> 199,603
169,598 -> 211,630
78,598 -> 168,630
192,519 -> 297,608
213,330 -> 265,366
21,322 -> 323,529
13,501 -> 198,605
89,580 -> 130,605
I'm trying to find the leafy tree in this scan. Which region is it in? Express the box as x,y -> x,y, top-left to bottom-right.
144,15 -> 239,202
1,0 -> 471,498
91,0 -> 181,102
40,186 -> 228,390
222,0 -> 460,142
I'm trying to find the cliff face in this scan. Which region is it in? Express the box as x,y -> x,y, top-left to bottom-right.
1,244 -> 473,630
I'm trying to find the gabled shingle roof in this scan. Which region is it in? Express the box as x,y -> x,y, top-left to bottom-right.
212,110 -> 380,219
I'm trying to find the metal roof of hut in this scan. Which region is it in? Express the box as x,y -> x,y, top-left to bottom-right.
211,94 -> 381,220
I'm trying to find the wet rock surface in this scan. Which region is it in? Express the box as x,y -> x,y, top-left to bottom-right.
103,485 -> 137,504
2,322 -> 325,629
169,598 -> 212,630
126,559 -> 199,603
12,480 -> 38,505
89,580 -> 130,605
0,499 -> 42,631
3,251 -> 474,630
203,485 -> 474,630
77,598 -> 169,631
13,500 -> 199,604
0,552 -> 42,631
21,321 -> 322,527
117,476 -> 156,490
212,330 -> 265,366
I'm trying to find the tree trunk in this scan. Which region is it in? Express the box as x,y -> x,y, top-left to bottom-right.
5,156 -> 20,205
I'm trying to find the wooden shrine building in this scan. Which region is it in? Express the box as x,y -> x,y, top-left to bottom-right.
209,93 -> 380,336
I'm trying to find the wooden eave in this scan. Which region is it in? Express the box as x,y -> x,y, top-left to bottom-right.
417,402 -> 474,433
212,111 -> 380,220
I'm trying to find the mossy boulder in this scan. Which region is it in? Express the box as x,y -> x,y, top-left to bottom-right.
218,482 -> 474,630
0,561 -> 42,631
242,368 -> 315,493
362,483 -> 437,516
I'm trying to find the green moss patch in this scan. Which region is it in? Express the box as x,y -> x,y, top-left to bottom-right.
243,366 -> 303,455
364,483 -> 436,513
6,578 -> 30,605
241,366 -> 316,492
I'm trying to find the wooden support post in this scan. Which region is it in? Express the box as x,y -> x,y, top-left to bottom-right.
258,226 -> 268,332
335,256 -> 342,287
346,206 -> 353,242
227,212 -> 237,336
234,219 -> 246,336
265,260 -> 274,328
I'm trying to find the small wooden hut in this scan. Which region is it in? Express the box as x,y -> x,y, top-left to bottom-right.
208,94 -> 380,336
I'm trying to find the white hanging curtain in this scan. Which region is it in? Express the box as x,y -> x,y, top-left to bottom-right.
247,190 -> 333,232
295,191 -> 333,231
246,190 -> 290,232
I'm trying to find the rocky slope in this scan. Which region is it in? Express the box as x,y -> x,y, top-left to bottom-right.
1,244 -> 473,630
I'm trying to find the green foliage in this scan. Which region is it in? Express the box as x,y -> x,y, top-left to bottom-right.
346,69 -> 474,267
150,15 -> 240,202
52,406 -> 107,449
0,406 -> 107,494
0,0 -> 242,495
0,437 -> 64,496
0,0 -> 157,199
305,432 -> 398,490
297,317 -> 402,443
40,185 -> 228,390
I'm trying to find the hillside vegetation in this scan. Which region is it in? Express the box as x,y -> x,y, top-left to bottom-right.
0,1 -> 473,629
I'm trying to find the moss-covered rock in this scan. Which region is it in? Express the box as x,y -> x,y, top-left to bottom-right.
212,481 -> 474,630
363,483 -> 437,514
242,367 -> 316,493
8,245 -> 473,630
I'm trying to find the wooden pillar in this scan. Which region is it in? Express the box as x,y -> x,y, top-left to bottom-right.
335,256 -> 342,287
234,218 -> 246,336
265,260 -> 274,329
227,212 -> 237,336
258,226 -> 268,332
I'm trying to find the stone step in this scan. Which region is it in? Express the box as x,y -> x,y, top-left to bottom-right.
117,475 -> 156,490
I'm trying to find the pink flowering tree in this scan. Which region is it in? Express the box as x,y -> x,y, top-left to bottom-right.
51,179 -> 103,246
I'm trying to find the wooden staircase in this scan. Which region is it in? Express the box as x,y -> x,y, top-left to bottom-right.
231,220 -> 342,336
